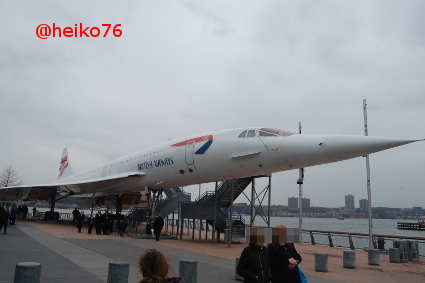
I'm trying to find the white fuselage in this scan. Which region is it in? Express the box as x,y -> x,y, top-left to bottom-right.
57,127 -> 418,195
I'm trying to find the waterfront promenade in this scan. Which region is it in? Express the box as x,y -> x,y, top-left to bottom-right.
0,221 -> 424,283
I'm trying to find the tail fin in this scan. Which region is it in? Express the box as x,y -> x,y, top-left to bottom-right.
58,147 -> 76,180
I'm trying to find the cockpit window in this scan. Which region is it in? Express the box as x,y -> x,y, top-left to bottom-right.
259,128 -> 297,137
238,129 -> 257,138
238,130 -> 247,138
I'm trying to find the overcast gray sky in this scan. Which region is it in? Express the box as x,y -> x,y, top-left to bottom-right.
1,1 -> 424,209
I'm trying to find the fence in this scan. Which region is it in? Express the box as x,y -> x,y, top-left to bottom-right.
162,220 -> 425,257
18,211 -> 73,221
302,229 -> 425,257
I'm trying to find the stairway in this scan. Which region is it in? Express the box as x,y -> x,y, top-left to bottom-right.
183,177 -> 255,233
125,187 -> 190,226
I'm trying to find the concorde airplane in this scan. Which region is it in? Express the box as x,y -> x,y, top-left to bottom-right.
0,127 -> 422,205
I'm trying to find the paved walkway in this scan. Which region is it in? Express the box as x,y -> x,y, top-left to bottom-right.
0,222 -> 340,283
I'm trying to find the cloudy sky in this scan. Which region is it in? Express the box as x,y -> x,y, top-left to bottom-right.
1,1 -> 424,209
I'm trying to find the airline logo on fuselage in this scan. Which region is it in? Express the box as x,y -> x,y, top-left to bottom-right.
171,135 -> 213,154
138,157 -> 174,170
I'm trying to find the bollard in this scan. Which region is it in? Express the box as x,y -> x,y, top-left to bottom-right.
389,248 -> 400,263
343,250 -> 356,269
107,261 -> 129,283
235,257 -> 243,281
377,237 -> 385,251
368,249 -> 380,265
14,262 -> 41,283
315,252 -> 328,272
393,240 -> 408,263
407,241 -> 419,262
179,259 -> 197,283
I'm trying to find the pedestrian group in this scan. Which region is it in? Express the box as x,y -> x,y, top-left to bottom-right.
72,208 -> 128,236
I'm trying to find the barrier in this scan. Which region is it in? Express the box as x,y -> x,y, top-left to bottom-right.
393,240 -> 409,263
407,241 -> 419,262
14,262 -> 41,283
235,257 -> 243,281
377,237 -> 385,251
107,261 -> 129,283
179,259 -> 197,283
315,252 -> 328,272
343,250 -> 356,269
368,249 -> 380,265
389,248 -> 400,263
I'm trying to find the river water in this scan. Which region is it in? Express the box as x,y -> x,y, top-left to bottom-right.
242,216 -> 425,238
34,207 -> 424,238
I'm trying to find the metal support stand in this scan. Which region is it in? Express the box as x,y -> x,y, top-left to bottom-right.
247,175 -> 272,227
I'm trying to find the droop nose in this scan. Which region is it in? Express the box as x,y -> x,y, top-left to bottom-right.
324,135 -> 420,161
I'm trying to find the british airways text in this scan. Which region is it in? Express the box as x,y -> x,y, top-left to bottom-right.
138,157 -> 174,170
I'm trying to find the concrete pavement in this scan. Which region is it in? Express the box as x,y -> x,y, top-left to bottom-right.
0,222 -> 342,283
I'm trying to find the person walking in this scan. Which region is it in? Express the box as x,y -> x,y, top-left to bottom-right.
237,242 -> 270,283
32,207 -> 37,218
94,210 -> 102,235
116,220 -> 122,237
102,210 -> 109,235
0,206 -> 4,232
87,214 -> 95,234
1,207 -> 10,234
76,211 -> 85,233
120,220 -> 127,238
153,214 -> 164,242
137,249 -> 180,283
108,211 -> 115,234
72,208 -> 79,223
22,204 -> 28,219
10,204 -> 18,225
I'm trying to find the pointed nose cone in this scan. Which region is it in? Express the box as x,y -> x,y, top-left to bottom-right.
324,135 -> 420,161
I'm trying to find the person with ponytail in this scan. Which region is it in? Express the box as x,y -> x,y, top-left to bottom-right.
137,249 -> 180,283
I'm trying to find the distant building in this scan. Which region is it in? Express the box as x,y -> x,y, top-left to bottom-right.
302,198 -> 310,209
359,199 -> 368,210
288,197 -> 310,209
345,194 -> 355,209
288,197 -> 298,209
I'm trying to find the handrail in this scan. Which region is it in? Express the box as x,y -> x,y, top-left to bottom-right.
302,229 -> 425,257
304,229 -> 425,241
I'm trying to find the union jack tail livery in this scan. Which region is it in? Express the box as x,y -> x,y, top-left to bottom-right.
58,147 -> 75,180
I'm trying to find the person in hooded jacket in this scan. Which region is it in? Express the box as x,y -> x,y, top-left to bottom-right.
237,242 -> 270,283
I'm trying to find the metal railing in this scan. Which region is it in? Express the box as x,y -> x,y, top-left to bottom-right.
302,229 -> 425,257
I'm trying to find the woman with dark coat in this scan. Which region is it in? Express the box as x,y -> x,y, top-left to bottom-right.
237,243 -> 270,283
268,242 -> 302,283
